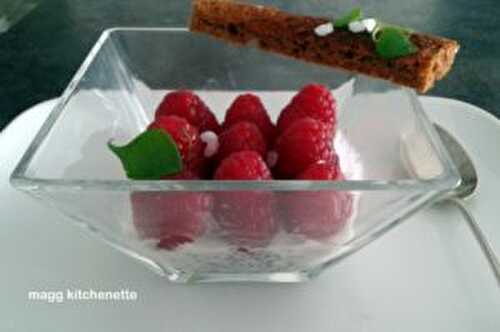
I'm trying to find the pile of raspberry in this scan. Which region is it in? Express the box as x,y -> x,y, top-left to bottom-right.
133,84 -> 352,250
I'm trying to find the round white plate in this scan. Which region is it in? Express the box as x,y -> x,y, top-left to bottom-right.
0,97 -> 499,331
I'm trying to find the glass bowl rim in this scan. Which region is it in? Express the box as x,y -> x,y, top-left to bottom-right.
10,27 -> 460,193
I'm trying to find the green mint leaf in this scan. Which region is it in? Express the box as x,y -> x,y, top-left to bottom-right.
108,129 -> 182,180
375,27 -> 418,59
372,22 -> 414,42
334,8 -> 363,28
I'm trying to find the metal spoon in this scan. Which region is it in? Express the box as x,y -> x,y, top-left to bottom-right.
402,124 -> 499,284
433,125 -> 500,285
405,124 -> 500,285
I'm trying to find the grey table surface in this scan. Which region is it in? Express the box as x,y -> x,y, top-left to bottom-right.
0,0 -> 499,130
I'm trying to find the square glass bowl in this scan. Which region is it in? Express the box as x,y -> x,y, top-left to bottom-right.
10,28 -> 460,283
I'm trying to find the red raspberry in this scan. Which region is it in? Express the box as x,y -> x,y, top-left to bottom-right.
277,84 -> 336,137
214,150 -> 271,180
214,151 -> 278,247
281,162 -> 353,240
223,94 -> 276,144
132,190 -> 213,250
149,115 -> 206,176
274,117 -> 335,178
298,160 -> 340,180
217,122 -> 267,162
155,90 -> 221,133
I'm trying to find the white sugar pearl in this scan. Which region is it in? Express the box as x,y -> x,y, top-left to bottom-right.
314,22 -> 334,37
200,131 -> 219,158
266,151 -> 279,168
348,20 -> 366,33
362,18 -> 377,33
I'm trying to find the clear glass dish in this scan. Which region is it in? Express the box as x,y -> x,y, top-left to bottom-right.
10,28 -> 460,283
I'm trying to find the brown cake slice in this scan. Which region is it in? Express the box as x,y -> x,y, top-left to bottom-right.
190,0 -> 460,93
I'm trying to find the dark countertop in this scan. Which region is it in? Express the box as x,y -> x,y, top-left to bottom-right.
1,0 -> 498,130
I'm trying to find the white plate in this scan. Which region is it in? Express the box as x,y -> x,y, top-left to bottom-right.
0,97 -> 499,331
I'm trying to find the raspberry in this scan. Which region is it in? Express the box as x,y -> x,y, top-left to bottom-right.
217,122 -> 267,162
214,151 -> 271,180
132,190 -> 213,250
215,191 -> 278,247
214,151 -> 278,247
280,162 -> 353,240
149,115 -> 206,176
274,117 -> 335,178
297,160 -> 340,180
224,94 -> 276,144
133,171 -> 211,250
155,90 -> 221,133
277,84 -> 336,137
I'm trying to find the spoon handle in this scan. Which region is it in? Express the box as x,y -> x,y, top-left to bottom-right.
449,198 -> 500,286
